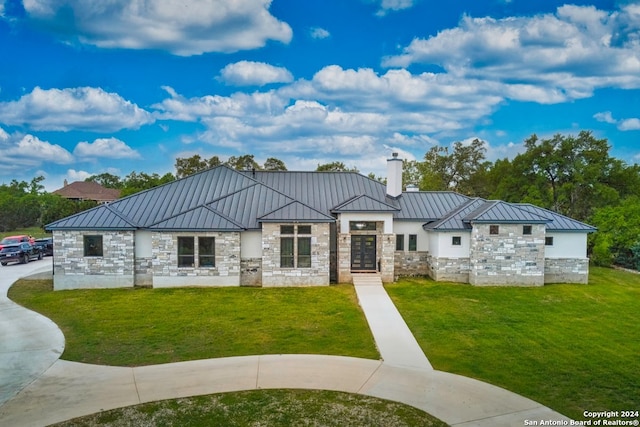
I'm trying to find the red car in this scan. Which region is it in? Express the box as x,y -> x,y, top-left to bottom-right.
0,235 -> 35,251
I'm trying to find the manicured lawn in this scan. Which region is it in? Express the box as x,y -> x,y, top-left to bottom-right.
386,267 -> 640,421
8,280 -> 379,366
51,389 -> 447,427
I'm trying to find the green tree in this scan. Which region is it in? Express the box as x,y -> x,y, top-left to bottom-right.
263,157 -> 287,171
589,197 -> 640,268
121,171 -> 175,197
86,173 -> 123,189
175,155 -> 222,178
316,162 -> 359,172
227,154 -> 261,171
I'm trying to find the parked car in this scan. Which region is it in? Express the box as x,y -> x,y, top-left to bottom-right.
0,235 -> 35,251
34,237 -> 54,256
0,243 -> 42,266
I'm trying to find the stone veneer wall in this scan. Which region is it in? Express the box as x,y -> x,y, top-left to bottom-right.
151,231 -> 241,287
394,251 -> 430,278
134,257 -> 153,287
240,258 -> 262,287
469,223 -> 546,286
379,234 -> 395,282
544,258 -> 589,284
428,254 -> 470,283
261,223 -> 330,287
52,230 -> 135,290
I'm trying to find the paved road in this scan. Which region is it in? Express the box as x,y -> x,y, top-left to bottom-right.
0,263 -> 571,426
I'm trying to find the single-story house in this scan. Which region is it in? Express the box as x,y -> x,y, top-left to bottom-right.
46,154 -> 595,290
53,180 -> 121,204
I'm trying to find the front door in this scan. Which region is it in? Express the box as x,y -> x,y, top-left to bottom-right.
351,235 -> 377,271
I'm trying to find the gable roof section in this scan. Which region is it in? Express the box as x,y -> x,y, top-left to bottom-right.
46,204 -> 136,230
149,206 -> 243,231
259,201 -> 335,222
332,195 -> 399,213
464,200 -> 551,224
423,198 -> 486,231
516,204 -> 597,232
395,191 -> 470,221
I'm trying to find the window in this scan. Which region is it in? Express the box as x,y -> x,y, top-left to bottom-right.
83,235 -> 103,257
490,225 -> 499,235
178,237 -> 195,267
281,237 -> 295,268
523,225 -> 532,235
545,236 -> 554,246
297,237 -> 311,268
396,234 -> 404,251
452,236 -> 461,246
408,234 -> 417,251
198,237 -> 215,267
350,221 -> 376,231
280,224 -> 313,268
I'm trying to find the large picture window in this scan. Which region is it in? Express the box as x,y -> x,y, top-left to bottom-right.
198,237 -> 215,267
177,237 -> 195,267
83,235 -> 103,257
280,225 -> 313,268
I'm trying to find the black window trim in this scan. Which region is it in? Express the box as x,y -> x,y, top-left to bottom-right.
83,235 -> 104,257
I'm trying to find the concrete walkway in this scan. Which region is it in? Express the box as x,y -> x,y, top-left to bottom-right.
0,264 -> 571,426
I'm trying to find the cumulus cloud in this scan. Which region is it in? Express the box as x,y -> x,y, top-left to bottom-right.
21,0 -> 292,55
0,87 -> 154,132
383,4 -> 640,103
219,61 -> 294,86
374,0 -> 417,16
594,111 -> 640,130
309,27 -> 330,39
618,118 -> 640,131
74,137 -> 141,159
593,111 -> 617,124
0,130 -> 73,174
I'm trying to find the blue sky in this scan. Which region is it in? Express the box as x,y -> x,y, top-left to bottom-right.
1,0 -> 639,191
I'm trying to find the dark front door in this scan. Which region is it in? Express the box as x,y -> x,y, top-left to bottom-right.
351,235 -> 376,271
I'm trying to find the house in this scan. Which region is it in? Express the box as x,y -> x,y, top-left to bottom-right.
52,180 -> 121,204
45,154 -> 595,290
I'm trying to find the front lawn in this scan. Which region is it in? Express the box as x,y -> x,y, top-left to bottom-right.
386,266 -> 640,420
8,280 -> 379,366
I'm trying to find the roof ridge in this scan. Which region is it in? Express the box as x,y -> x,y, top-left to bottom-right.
258,199 -> 334,220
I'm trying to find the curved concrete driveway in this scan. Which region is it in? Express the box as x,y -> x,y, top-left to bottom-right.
0,265 -> 571,427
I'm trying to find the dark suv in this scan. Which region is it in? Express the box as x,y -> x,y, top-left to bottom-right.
34,237 -> 54,256
0,243 -> 42,266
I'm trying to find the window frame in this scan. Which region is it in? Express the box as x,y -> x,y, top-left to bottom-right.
408,234 -> 417,251
280,236 -> 295,268
489,225 -> 499,235
279,224 -> 313,268
177,236 -> 195,268
198,237 -> 216,268
83,235 -> 104,257
523,225 -> 532,235
395,234 -> 405,251
297,236 -> 312,268
545,236 -> 554,246
452,236 -> 462,246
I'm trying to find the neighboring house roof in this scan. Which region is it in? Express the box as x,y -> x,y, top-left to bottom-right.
46,165 -> 595,233
52,181 -> 121,203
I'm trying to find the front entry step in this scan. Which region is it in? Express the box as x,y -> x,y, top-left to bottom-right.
352,273 -> 383,286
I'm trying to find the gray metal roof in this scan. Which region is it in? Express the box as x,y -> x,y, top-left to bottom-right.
332,195 -> 399,213
46,165 -> 595,233
464,201 -> 551,224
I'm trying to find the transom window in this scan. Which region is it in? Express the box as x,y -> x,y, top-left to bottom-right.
350,221 -> 376,231
280,225 -> 313,268
83,235 -> 103,257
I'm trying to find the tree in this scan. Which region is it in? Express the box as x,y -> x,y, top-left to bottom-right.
120,171 -> 175,197
589,197 -> 640,268
175,155 -> 222,178
263,157 -> 287,171
86,173 -> 123,189
316,162 -> 359,172
418,139 -> 490,195
227,154 -> 261,171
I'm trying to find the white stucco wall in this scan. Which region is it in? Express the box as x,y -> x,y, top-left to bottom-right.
241,231 -> 262,258
339,213 -> 394,234
545,232 -> 588,259
430,231 -> 471,258
393,221 -> 429,252
135,230 -> 153,258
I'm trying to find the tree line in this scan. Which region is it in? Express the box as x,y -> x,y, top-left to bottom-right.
2,130 -> 639,269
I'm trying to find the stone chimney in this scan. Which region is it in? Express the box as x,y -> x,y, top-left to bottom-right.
386,152 -> 403,198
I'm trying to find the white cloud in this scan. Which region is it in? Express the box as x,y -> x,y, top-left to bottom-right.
618,118 -> 640,131
219,61 -> 294,86
383,5 -> 640,103
594,111 -> 617,123
374,0 -> 417,16
21,0 -> 292,56
74,137 -> 141,159
0,132 -> 73,174
66,169 -> 94,182
309,27 -> 330,39
0,87 -> 154,132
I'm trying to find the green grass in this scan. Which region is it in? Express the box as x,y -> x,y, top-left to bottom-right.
1,226 -> 49,239
8,280 -> 379,366
386,266 -> 640,420
51,389 -> 447,427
